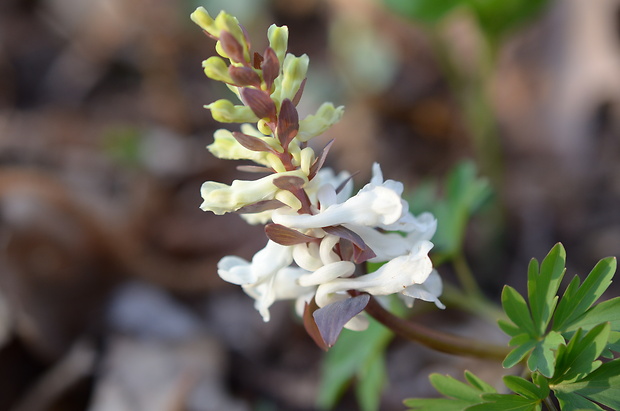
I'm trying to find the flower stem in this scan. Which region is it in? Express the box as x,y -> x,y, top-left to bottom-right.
363,296 -> 510,361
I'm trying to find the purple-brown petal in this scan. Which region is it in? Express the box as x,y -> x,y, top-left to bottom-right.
277,98 -> 299,148
323,225 -> 376,264
265,223 -> 317,246
309,139 -> 334,180
219,31 -> 246,64
253,52 -> 264,70
241,88 -> 277,121
313,294 -> 370,347
292,78 -> 307,106
232,131 -> 276,153
303,300 -> 329,351
236,199 -> 284,214
261,47 -> 280,91
229,66 -> 261,87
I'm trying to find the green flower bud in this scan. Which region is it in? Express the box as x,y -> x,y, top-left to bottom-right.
298,103 -> 344,142
202,56 -> 233,83
190,7 -> 218,37
206,99 -> 259,123
278,54 -> 309,103
267,24 -> 289,66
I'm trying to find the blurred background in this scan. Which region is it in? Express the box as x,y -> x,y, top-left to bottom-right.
1,0 -> 620,409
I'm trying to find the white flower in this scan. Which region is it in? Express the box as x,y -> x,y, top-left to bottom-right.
314,240 -> 435,307
217,240 -> 315,321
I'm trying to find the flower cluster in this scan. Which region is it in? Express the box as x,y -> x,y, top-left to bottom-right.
191,7 -> 443,339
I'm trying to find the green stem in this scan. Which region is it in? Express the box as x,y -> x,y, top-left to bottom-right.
543,396 -> 558,411
364,296 -> 510,361
453,251 -> 484,299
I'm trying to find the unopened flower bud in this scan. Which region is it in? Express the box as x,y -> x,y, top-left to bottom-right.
298,103 -> 345,142
278,54 -> 309,103
202,56 -> 233,83
268,24 -> 289,65
206,99 -> 259,123
190,7 -> 217,37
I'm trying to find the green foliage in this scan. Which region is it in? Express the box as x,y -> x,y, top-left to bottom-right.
382,0 -> 551,44
405,244 -> 620,410
408,160 -> 492,262
317,301 -> 405,411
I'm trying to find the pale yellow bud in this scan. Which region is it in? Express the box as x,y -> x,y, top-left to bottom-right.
267,24 -> 289,65
298,103 -> 344,142
203,56 -> 233,83
206,99 -> 259,123
277,54 -> 309,102
190,7 -> 217,37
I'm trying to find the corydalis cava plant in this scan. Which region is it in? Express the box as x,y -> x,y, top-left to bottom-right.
191,7 -> 443,348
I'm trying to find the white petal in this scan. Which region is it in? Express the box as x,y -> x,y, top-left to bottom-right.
217,256 -> 254,285
319,234 -> 341,265
298,261 -> 355,286
272,184 -> 403,229
293,242 -> 323,271
402,270 -> 444,309
315,241 -> 434,306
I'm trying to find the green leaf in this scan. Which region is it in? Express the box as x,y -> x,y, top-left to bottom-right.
355,350 -> 387,411
501,286 -> 536,336
466,0 -> 551,45
552,323 -> 610,384
564,296 -> 620,333
407,160 -> 492,260
469,393 -> 541,411
528,244 -> 566,335
318,299 -> 407,410
404,371 -> 496,410
383,0 -> 465,25
552,358 -> 620,410
554,391 -> 604,411
553,257 -> 617,332
464,370 -> 496,393
498,319 -> 522,337
503,337 -> 536,369
528,331 -> 564,378
503,376 -> 548,400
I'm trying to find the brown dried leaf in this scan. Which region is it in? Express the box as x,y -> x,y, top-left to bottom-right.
277,99 -> 299,148
265,223 -> 316,246
241,88 -> 276,121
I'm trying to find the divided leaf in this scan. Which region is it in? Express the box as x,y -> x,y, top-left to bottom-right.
528,244 -> 565,335
554,257 -> 617,332
553,358 -> 620,411
404,371 -> 496,411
